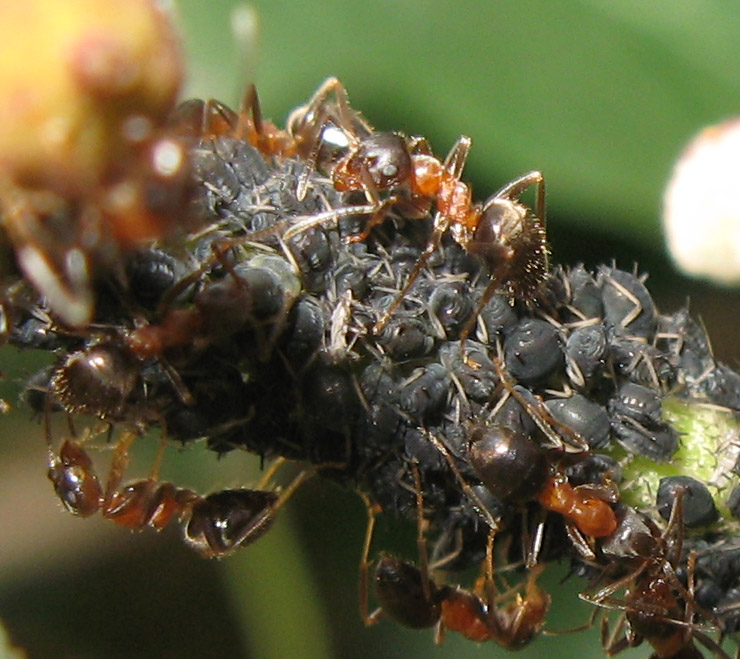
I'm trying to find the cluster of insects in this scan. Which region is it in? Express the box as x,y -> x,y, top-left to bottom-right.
3,70 -> 740,658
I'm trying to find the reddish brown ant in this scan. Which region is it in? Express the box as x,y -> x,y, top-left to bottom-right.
275,78 -> 549,339
45,427 -> 309,558
359,462 -> 550,648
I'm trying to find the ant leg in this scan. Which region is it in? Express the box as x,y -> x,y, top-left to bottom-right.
483,528 -> 497,612
458,272 -> 504,352
236,83 -> 263,144
287,76 -> 342,131
442,135 -> 472,180
409,461 -> 433,603
281,202 -> 377,241
358,490 -> 383,624
345,194 -> 403,244
421,428 -> 499,532
372,214 -> 450,334
494,170 -> 545,220
102,430 -> 137,504
256,456 -> 288,490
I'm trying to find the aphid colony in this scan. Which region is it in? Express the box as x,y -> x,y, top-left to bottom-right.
3,78 -> 740,657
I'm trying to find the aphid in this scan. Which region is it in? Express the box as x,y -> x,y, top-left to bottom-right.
598,266 -> 656,339
543,394 -> 611,450
398,363 -> 451,423
564,325 -> 608,388
656,476 -> 718,528
608,382 -> 679,461
503,317 -> 563,385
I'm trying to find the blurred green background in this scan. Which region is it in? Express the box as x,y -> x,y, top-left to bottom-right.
2,1 -> 740,657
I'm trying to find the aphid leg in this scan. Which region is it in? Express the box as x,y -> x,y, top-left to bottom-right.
372,214 -> 450,334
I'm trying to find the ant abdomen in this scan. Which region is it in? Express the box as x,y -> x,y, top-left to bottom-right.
184,489 -> 279,558
373,554 -> 446,629
468,425 -> 549,504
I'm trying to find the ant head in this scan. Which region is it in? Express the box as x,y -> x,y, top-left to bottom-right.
47,440 -> 103,518
337,132 -> 412,190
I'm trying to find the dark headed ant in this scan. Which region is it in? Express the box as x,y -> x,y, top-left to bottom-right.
583,495 -> 730,658
46,428 -> 309,558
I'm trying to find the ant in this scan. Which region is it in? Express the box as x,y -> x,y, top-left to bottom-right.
582,495 -> 730,658
359,462 -> 550,648
174,79 -> 550,345
45,426 -> 309,558
425,411 -> 616,562
172,77 -> 369,165
275,78 -> 549,340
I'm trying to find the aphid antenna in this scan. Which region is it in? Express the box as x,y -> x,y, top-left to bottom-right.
491,353 -> 589,452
